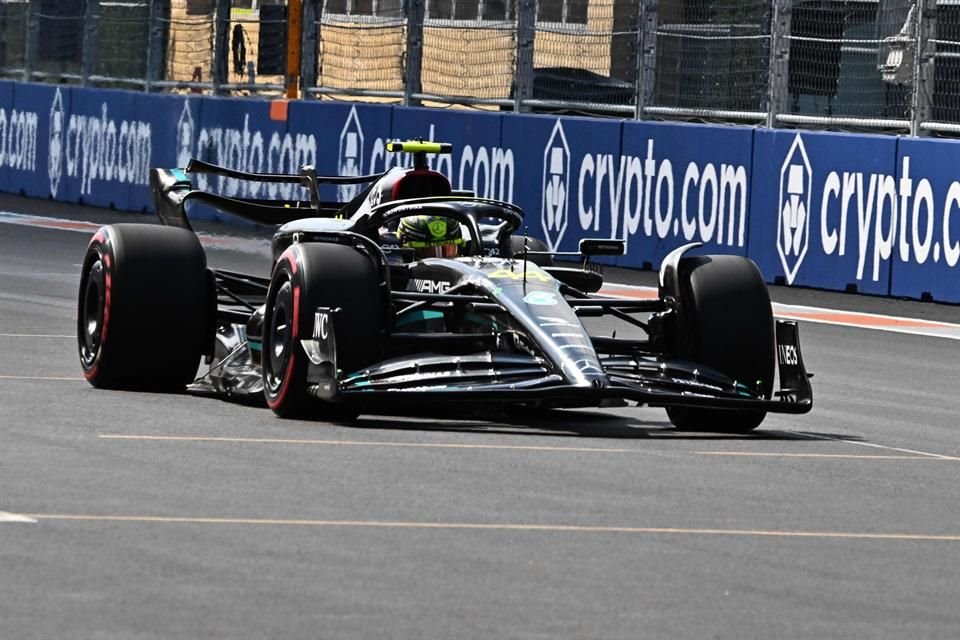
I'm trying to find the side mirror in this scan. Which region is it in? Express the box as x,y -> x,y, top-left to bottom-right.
579,238 -> 625,256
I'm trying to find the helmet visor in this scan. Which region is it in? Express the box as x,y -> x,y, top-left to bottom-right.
416,243 -> 459,258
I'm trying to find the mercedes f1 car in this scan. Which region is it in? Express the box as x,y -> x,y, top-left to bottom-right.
77,141 -> 812,431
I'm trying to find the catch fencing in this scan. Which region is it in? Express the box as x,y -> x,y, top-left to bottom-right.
2,1 -> 960,135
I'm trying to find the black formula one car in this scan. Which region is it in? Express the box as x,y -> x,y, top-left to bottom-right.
77,141 -> 812,432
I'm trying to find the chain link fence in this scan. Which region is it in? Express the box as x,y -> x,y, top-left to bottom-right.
2,0 -> 960,135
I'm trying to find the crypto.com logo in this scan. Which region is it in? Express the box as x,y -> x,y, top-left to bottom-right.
176,100 -> 196,169
339,107 -> 364,202
777,134 -> 812,285
48,89 -> 65,197
541,120 -> 570,252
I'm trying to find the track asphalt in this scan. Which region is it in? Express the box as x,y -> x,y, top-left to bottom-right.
1,194 -> 958,639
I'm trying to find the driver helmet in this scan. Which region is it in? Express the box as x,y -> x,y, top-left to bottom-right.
397,215 -> 464,258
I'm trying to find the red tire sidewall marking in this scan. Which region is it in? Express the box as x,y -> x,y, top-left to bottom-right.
83,237 -> 112,382
101,250 -> 112,345
266,253 -> 302,411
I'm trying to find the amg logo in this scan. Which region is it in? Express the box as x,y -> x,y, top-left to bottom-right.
778,344 -> 798,366
412,279 -> 451,294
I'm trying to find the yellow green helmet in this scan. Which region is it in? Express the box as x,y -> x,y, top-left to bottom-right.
397,215 -> 464,258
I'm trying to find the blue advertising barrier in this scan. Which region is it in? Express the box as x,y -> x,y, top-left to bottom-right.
391,107 -> 510,201
9,82 -> 61,200
62,86 -> 139,211
0,81 -> 16,196
750,129 -> 899,297
890,138 -> 960,302
131,92 -> 203,212
502,113 -> 624,257
619,120 -> 754,268
193,95 -> 293,220
3,80 -> 960,302
288,100 -> 393,204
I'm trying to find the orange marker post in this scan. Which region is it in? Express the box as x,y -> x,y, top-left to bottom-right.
287,0 -> 303,99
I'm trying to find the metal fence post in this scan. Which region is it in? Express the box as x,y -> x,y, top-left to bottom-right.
212,0 -> 231,95
514,0 -> 536,112
766,0 -> 791,129
81,0 -> 101,86
912,0 -> 937,136
633,0 -> 656,120
301,0 -> 320,98
23,0 -> 41,82
404,0 -> 425,106
146,0 -> 170,92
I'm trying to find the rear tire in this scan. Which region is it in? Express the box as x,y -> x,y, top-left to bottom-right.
77,224 -> 209,390
262,243 -> 383,419
666,255 -> 774,433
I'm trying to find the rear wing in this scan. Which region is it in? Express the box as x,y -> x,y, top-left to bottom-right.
150,159 -> 384,230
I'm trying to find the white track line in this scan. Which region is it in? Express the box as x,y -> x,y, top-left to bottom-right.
793,432 -> 960,461
101,435 -> 960,463
100,434 -> 641,454
0,375 -> 85,381
0,210 -> 270,255
695,452 -> 952,460
0,511 -> 37,524
19,514 -> 960,541
601,282 -> 960,340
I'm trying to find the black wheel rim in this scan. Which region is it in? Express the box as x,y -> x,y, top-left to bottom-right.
265,279 -> 294,395
78,258 -> 105,369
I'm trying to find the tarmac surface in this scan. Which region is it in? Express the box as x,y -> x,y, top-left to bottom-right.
1,194 -> 958,639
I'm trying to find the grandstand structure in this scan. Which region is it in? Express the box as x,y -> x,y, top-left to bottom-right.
2,0 -> 960,135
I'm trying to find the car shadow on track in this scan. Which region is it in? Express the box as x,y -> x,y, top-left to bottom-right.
177,388 -> 854,443
333,407 -> 857,442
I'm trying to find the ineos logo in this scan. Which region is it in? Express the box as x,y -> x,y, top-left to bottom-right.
778,344 -> 799,366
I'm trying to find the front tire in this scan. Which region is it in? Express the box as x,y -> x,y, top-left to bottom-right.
77,224 -> 209,390
262,243 -> 383,419
666,255 -> 774,433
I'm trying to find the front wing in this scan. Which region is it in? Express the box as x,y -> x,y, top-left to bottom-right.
299,316 -> 813,414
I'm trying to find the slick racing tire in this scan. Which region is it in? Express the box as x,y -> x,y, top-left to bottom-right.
262,243 -> 383,419
510,235 -> 553,267
77,224 -> 210,391
667,255 -> 774,433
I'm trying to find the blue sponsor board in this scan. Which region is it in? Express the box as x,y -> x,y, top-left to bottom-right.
63,87 -> 139,211
502,113 -> 624,255
391,107 -> 511,201
502,115 -> 754,270
9,82 -> 60,199
890,138 -> 960,303
0,80 -> 11,110
750,129 -> 898,296
289,100 -> 393,204
0,81 -> 17,194
618,121 -> 754,268
131,92 -> 203,213
5,80 -> 960,302
194,95 -> 293,204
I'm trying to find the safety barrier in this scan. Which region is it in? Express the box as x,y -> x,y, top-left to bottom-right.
0,81 -> 957,303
